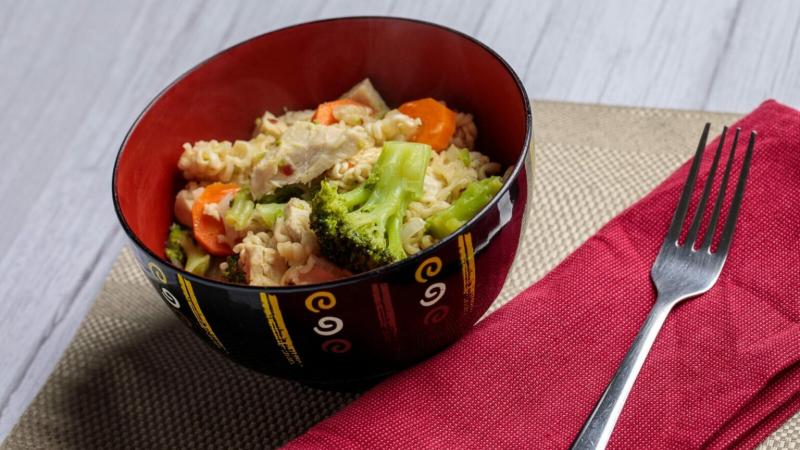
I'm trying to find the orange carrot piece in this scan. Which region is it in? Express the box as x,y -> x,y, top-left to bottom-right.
191,182 -> 239,256
398,98 -> 456,151
312,98 -> 371,125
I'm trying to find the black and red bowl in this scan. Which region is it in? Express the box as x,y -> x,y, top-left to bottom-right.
112,17 -> 532,384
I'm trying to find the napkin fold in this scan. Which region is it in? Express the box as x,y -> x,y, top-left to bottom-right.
286,100 -> 800,449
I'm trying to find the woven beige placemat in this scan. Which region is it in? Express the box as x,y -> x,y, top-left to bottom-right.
4,101 -> 797,449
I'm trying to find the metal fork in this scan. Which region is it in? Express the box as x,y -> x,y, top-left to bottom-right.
571,124 -> 757,450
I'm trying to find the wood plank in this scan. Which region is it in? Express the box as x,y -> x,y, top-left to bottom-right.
705,0 -> 800,111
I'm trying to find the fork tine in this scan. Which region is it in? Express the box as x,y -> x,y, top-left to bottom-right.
685,126 -> 727,248
717,131 -> 756,254
701,128 -> 739,250
666,123 -> 710,243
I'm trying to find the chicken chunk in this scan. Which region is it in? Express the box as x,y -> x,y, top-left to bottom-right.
273,198 -> 318,266
173,182 -> 205,227
340,78 -> 390,117
250,121 -> 369,198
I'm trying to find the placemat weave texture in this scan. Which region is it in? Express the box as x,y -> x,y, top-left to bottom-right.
3,101 -> 797,449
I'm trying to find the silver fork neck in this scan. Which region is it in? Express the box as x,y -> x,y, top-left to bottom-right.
571,297 -> 675,450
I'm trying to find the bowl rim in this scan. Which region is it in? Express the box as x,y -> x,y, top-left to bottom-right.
112,15 -> 532,294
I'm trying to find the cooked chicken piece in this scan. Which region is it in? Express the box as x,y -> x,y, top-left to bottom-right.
173,182 -> 205,227
276,198 -> 314,242
273,198 -> 318,266
250,121 -> 369,198
279,109 -> 315,126
332,103 -> 375,126
253,111 -> 287,139
340,78 -> 389,117
203,202 -> 222,221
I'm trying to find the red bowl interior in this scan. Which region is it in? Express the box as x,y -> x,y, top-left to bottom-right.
114,17 -> 529,261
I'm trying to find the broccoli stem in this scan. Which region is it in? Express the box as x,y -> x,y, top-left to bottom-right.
225,189 -> 255,231
386,213 -> 404,257
347,141 -> 430,260
347,190 -> 404,258
254,203 -> 284,228
224,187 -> 285,231
184,248 -> 211,276
426,176 -> 503,239
341,184 -> 371,209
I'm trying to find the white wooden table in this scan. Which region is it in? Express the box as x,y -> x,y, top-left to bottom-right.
2,0 -> 799,443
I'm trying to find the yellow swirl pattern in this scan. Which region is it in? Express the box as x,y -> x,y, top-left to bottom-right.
458,233 -> 476,314
148,262 -> 167,283
260,293 -> 302,366
415,256 -> 442,283
304,291 -> 336,313
177,274 -> 226,352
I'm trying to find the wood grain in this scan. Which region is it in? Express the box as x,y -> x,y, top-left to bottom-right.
1,0 -> 799,442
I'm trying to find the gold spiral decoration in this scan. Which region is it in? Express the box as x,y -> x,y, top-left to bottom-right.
147,261 -> 167,284
304,291 -> 336,313
414,256 -> 442,283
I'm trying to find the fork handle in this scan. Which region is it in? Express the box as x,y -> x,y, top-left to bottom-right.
571,298 -> 675,450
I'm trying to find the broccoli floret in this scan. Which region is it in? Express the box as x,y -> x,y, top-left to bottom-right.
426,176 -> 503,239
221,254 -> 246,284
165,224 -> 186,266
165,223 -> 211,276
224,187 -> 285,231
311,141 -> 431,273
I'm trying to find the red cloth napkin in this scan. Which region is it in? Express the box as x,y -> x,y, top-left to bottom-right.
286,100 -> 800,449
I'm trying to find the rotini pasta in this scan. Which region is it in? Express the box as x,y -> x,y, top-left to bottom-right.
363,110 -> 421,144
451,112 -> 478,150
178,133 -> 275,184
325,145 -> 382,191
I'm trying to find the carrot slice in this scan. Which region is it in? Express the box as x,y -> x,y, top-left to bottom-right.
191,182 -> 239,256
398,98 -> 456,151
312,98 -> 371,125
